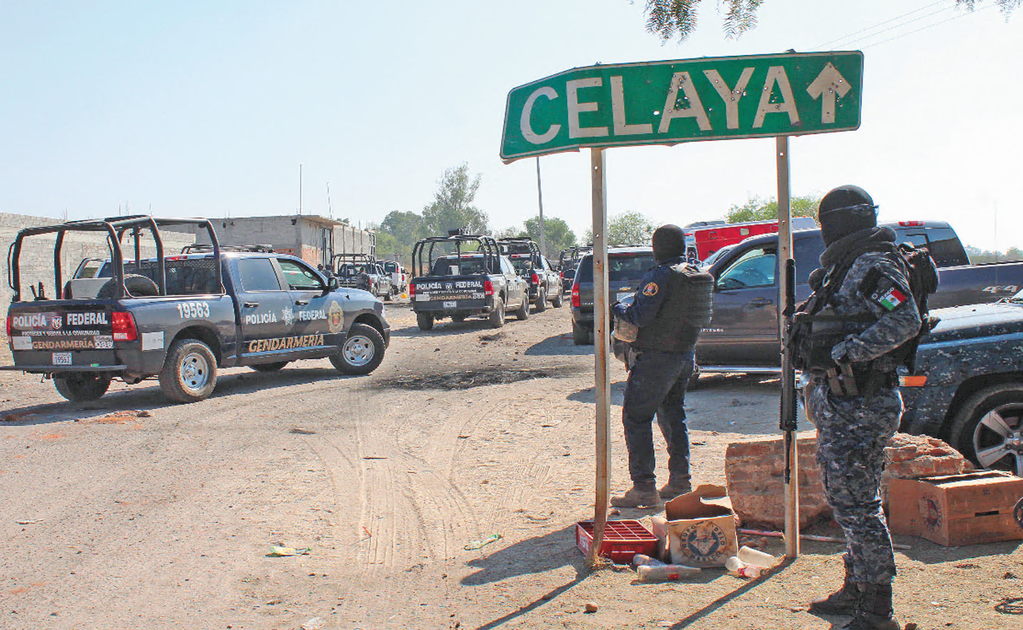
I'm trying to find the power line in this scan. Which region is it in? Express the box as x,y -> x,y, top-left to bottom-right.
816,0 -> 949,49
861,2 -> 996,48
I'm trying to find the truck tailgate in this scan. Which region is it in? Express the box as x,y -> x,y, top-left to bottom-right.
6,302 -> 123,370
414,276 -> 487,310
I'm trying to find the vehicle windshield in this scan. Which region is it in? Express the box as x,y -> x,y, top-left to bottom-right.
510,256 -> 533,274
431,255 -> 488,276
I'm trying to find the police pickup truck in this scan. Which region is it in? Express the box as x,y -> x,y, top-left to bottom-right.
500,238 -> 563,312
4,216 -> 390,403
410,234 -> 529,330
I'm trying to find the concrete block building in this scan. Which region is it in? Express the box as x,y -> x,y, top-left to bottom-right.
192,215 -> 376,267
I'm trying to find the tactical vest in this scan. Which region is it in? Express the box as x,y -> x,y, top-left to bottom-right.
633,262 -> 713,353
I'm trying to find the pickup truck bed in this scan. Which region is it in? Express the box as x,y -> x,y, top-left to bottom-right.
695,221 -> 1023,374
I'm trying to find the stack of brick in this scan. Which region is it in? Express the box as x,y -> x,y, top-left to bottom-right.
725,433 -> 974,530
724,437 -> 830,529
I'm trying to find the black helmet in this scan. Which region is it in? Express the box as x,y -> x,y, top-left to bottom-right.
651,224 -> 686,262
818,185 -> 878,246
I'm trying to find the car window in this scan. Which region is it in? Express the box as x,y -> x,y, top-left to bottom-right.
793,234 -> 826,284
500,257 -> 515,275
278,259 -> 324,291
608,253 -> 655,281
237,258 -> 282,292
716,247 -> 777,290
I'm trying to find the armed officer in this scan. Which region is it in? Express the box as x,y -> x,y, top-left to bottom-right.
797,186 -> 923,630
609,225 -> 712,508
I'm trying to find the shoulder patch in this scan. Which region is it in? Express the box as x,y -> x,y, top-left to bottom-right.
873,284 -> 909,311
642,282 -> 659,297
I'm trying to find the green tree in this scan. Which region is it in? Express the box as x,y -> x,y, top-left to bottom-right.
606,211 -> 654,246
524,216 -> 577,259
421,163 -> 489,236
635,0 -> 1018,43
494,226 -> 527,239
725,194 -> 820,224
373,231 -> 399,259
377,210 -> 428,265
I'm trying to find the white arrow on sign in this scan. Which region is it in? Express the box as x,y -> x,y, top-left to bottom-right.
806,63 -> 851,124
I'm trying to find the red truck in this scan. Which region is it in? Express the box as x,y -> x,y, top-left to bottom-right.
684,217 -> 817,263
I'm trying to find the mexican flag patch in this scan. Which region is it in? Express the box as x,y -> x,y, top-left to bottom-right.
878,287 -> 908,311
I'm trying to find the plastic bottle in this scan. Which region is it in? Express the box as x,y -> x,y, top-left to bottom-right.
737,545 -> 777,568
725,556 -> 764,578
636,564 -> 701,582
631,554 -> 666,567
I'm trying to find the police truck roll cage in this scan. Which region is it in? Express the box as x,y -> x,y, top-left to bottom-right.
331,253 -> 378,274
498,238 -> 542,267
6,215 -> 224,302
411,235 -> 502,277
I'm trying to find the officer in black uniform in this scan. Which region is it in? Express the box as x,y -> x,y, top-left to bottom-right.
610,225 -> 712,508
798,185 -> 923,630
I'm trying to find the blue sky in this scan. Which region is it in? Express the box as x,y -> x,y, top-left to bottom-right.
1,1 -> 1020,251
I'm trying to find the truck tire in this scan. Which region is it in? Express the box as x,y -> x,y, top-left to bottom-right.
572,320 -> 591,346
515,293 -> 530,320
948,383 -> 1023,476
551,289 -> 564,308
416,312 -> 434,331
330,323 -> 385,375
489,298 -> 506,329
451,314 -> 466,323
96,274 -> 160,300
534,288 -> 547,312
159,339 -> 218,403
53,373 -> 111,402
250,361 -> 288,373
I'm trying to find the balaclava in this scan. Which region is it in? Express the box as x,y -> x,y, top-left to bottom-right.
651,224 -> 686,263
818,185 -> 878,246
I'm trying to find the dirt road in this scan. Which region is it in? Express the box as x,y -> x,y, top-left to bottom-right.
1,304 -> 1020,629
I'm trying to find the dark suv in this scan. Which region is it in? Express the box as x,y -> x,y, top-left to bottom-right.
569,246 -> 656,345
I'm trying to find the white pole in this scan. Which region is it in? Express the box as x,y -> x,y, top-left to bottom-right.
299,164 -> 304,215
777,135 -> 799,559
588,148 -> 611,563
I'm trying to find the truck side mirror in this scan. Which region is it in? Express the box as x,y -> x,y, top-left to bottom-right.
328,276 -> 339,290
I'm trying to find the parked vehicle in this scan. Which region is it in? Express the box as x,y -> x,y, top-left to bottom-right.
500,238 -> 562,311
569,246 -> 656,345
331,253 -> 393,301
899,291 -> 1023,476
381,260 -> 409,294
558,246 -> 591,293
684,217 -> 817,263
3,216 -> 390,403
409,234 -> 529,330
694,220 -> 1023,379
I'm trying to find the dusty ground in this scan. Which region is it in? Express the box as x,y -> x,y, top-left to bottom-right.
1,302 -> 1021,630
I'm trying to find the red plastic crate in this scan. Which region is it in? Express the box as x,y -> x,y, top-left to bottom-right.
575,520 -> 658,563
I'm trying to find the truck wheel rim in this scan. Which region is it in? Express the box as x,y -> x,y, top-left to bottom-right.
343,335 -> 374,366
180,351 -> 210,392
974,404 -> 1023,476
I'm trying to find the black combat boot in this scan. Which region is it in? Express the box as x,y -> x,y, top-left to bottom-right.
809,556 -> 857,615
843,583 -> 899,630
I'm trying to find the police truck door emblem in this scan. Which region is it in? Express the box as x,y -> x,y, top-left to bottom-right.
281,307 -> 294,326
51,315 -> 62,330
921,492 -> 942,531
328,301 -> 344,333
680,522 -> 726,560
642,282 -> 659,297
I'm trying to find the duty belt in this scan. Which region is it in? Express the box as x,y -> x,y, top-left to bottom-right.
824,363 -> 898,398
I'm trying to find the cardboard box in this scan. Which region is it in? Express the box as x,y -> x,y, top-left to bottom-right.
888,471 -> 1023,546
653,484 -> 738,567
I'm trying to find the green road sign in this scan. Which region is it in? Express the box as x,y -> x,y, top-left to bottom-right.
500,51 -> 863,162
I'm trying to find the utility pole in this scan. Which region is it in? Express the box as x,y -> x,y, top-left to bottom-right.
299,164 -> 304,215
536,157 -> 546,258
